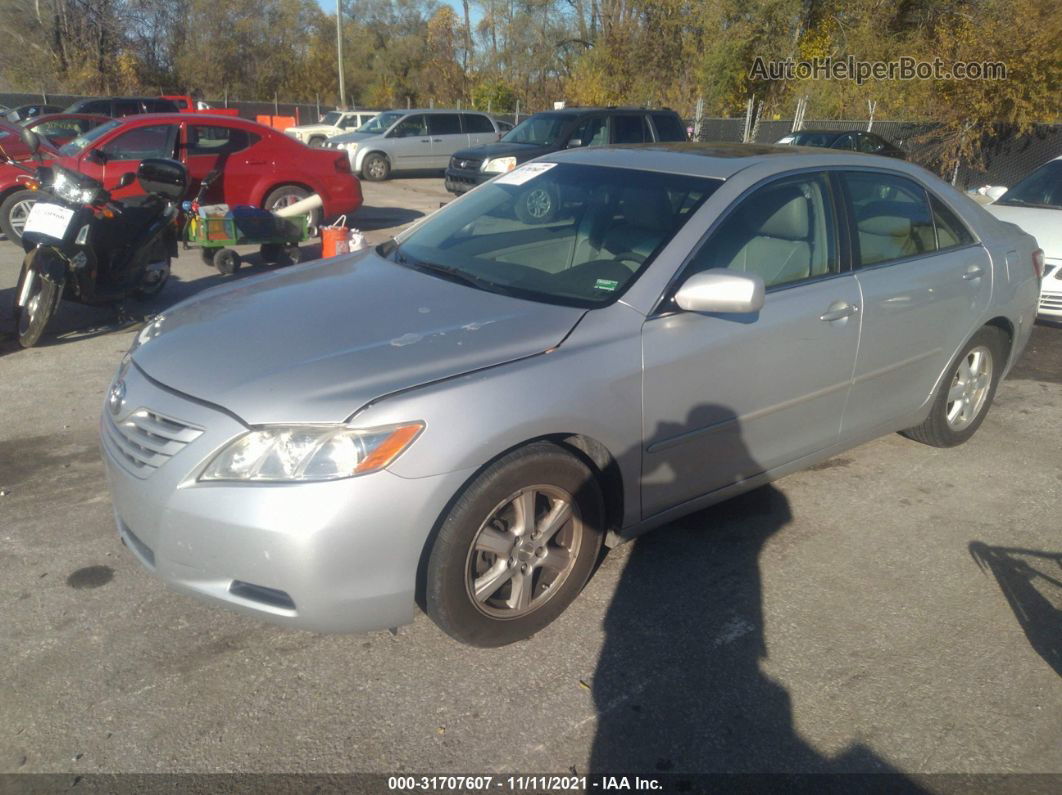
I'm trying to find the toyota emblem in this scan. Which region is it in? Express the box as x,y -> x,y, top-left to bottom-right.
108,380 -> 126,415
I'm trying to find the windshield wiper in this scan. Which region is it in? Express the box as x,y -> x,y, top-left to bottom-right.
392,249 -> 518,296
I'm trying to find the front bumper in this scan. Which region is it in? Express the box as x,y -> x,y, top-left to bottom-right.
1038,260 -> 1062,319
444,167 -> 489,195
100,362 -> 470,633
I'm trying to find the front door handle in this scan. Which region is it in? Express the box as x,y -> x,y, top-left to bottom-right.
420,138 -> 432,143
245,159 -> 267,166
962,266 -> 985,280
819,302 -> 859,322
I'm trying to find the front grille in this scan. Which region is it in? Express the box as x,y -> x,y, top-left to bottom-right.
103,407 -> 203,478
449,155 -> 483,171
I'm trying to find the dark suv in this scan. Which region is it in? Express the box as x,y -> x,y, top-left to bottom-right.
62,97 -> 180,117
445,107 -> 687,194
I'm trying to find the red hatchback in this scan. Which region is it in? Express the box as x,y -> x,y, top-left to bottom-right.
1,113 -> 362,243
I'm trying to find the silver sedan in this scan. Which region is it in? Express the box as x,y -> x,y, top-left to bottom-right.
101,144 -> 1041,646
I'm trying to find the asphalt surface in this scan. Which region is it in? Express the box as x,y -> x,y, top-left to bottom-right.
0,176 -> 1059,778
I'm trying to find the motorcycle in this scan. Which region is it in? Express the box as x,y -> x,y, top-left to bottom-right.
5,127 -> 186,348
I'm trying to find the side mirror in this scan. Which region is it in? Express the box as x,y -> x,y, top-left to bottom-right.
116,172 -> 136,188
674,269 -> 765,315
19,127 -> 41,156
86,148 -> 106,165
567,138 -> 583,149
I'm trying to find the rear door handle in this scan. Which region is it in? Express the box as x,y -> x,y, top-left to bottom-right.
963,266 -> 985,280
819,302 -> 859,322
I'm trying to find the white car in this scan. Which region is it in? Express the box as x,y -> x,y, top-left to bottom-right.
983,156 -> 1061,319
285,110 -> 377,147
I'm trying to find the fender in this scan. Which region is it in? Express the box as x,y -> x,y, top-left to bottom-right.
27,246 -> 68,283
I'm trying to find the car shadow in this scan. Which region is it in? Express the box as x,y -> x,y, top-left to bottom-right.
587,406 -> 923,782
969,542 -> 1061,676
351,205 -> 426,232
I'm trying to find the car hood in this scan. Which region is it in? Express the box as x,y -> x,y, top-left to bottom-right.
452,141 -> 557,162
985,204 -> 1062,259
132,250 -> 585,425
288,123 -> 335,134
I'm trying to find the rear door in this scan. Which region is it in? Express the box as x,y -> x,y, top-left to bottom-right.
426,113 -> 466,166
79,121 -> 180,198
842,169 -> 991,434
183,122 -> 262,204
462,113 -> 498,146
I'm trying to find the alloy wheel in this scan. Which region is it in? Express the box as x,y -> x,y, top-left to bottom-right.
946,345 -> 993,431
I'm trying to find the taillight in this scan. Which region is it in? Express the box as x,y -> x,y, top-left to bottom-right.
334,155 -> 350,174
1032,249 -> 1045,280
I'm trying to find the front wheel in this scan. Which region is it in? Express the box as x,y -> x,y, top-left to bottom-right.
134,257 -> 171,299
1,189 -> 39,245
902,326 -> 1005,447
12,258 -> 62,348
361,153 -> 390,182
425,442 -> 605,647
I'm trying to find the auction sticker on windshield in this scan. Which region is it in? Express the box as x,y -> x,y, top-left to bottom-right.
495,162 -> 557,186
24,202 -> 74,240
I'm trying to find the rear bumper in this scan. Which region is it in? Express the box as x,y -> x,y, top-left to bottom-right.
444,168 -> 489,195
319,174 -> 363,221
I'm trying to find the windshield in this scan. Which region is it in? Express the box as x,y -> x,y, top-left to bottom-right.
388,162 -> 721,307
500,114 -> 570,147
320,111 -> 341,125
996,160 -> 1062,209
357,111 -> 404,134
779,132 -> 837,147
58,118 -> 121,156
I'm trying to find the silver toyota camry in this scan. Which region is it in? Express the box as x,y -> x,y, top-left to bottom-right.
101,144 -> 1041,646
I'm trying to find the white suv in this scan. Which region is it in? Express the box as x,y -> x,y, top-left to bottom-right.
285,111 -> 378,147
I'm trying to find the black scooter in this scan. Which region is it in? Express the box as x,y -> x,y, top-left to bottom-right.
6,128 -> 186,348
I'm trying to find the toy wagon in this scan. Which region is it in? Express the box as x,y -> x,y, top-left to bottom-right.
184,205 -> 310,275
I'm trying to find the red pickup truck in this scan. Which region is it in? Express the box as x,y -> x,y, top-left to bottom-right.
162,96 -> 239,116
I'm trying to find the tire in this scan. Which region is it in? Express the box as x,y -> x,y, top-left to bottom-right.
134,255 -> 170,298
213,248 -> 241,275
425,442 -> 605,647
283,243 -> 301,264
1,189 -> 39,245
361,153 -> 390,182
902,326 -> 1005,448
264,184 -> 320,230
308,136 -> 326,148
200,247 -> 218,267
514,183 -> 559,224
12,257 -> 62,348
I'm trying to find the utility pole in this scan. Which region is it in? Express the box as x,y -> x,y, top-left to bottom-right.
336,1 -> 346,108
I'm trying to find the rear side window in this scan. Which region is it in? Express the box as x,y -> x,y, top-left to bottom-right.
844,172 -> 938,266
188,125 -> 256,155
857,133 -> 885,154
77,100 -> 109,115
930,195 -> 976,248
612,115 -> 650,144
144,99 -> 177,113
463,114 -> 495,133
686,173 -> 838,288
113,100 -> 141,117
428,114 -> 462,135
651,113 -> 687,142
834,132 -> 859,151
101,124 -> 179,160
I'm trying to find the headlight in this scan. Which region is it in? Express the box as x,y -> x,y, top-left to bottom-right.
52,170 -> 98,205
199,422 -> 424,482
342,142 -> 358,153
482,156 -> 517,174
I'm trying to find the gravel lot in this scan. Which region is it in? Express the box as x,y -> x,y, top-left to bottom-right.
0,175 -> 1059,779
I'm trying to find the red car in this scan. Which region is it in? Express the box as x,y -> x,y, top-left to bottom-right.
1,113 -> 362,243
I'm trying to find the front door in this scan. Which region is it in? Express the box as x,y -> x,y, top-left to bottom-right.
387,114 -> 432,170
841,170 -> 992,434
641,172 -> 861,517
78,122 -> 180,199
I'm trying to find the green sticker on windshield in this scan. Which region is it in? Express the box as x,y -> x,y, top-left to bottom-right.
594,278 -> 619,292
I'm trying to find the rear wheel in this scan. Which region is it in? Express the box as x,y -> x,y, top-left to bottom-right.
134,249 -> 171,298
264,185 -> 320,231
1,189 -> 39,245
213,248 -> 241,275
308,136 -> 326,147
12,257 -> 62,348
902,326 -> 1005,447
425,442 -> 604,647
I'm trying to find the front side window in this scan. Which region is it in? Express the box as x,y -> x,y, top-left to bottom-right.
58,119 -> 122,156
569,116 -> 607,147
187,125 -> 255,156
844,171 -> 937,266
356,111 -> 403,134
500,114 -> 569,146
857,133 -> 885,154
320,111 -> 341,125
390,163 -> 721,307
833,133 -> 859,151
101,124 -> 178,161
338,115 -> 360,128
113,100 -> 141,117
392,114 -> 428,138
685,173 -> 838,288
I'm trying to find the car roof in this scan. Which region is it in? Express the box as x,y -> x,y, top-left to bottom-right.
528,107 -> 678,116
545,142 -> 921,180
